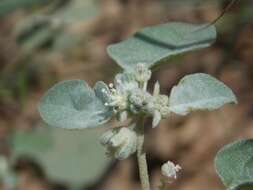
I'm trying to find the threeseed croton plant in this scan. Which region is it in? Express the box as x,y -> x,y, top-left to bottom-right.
38,22 -> 242,190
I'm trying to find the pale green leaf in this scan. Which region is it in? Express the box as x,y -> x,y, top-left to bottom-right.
107,22 -> 216,71
169,73 -> 237,115
38,80 -> 113,129
215,139 -> 253,190
12,127 -> 111,187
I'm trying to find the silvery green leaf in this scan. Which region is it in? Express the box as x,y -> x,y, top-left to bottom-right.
12,127 -> 111,187
38,80 -> 113,129
107,22 -> 216,71
215,139 -> 253,190
169,73 -> 237,115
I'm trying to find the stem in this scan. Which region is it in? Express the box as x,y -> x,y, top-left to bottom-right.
158,178 -> 167,190
136,117 -> 150,190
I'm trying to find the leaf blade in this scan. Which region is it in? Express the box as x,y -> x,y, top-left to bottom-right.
107,22 -> 216,71
38,80 -> 112,129
215,139 -> 253,190
169,73 -> 237,115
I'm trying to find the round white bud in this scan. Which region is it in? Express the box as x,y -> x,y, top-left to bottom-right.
161,161 -> 181,183
100,127 -> 137,160
134,63 -> 152,83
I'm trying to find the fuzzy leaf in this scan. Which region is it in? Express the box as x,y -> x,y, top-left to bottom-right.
107,22 -> 216,71
38,80 -> 113,129
169,73 -> 237,115
215,139 -> 253,190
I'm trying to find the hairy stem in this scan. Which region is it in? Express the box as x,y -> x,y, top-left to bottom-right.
136,118 -> 150,190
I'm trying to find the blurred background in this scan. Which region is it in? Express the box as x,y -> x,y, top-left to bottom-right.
0,0 -> 253,189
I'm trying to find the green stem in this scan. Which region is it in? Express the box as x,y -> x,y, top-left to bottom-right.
158,178 -> 167,190
136,117 -> 150,190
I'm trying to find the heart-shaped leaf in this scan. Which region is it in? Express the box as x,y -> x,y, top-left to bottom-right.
107,22 -> 216,71
38,80 -> 113,129
215,139 -> 253,190
169,73 -> 237,115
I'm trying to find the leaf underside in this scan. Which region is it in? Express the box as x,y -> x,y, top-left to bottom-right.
107,22 -> 216,71
215,139 -> 253,190
38,80 -> 112,129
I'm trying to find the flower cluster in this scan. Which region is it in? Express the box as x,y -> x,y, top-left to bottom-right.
99,63 -> 172,160
161,161 -> 181,183
101,63 -> 170,128
100,127 -> 137,160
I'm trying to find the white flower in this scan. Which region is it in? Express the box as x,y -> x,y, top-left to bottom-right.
161,161 -> 181,182
129,88 -> 152,113
100,127 -> 137,160
100,70 -> 170,127
102,73 -> 138,114
146,81 -> 170,127
103,82 -> 128,110
134,63 -> 152,84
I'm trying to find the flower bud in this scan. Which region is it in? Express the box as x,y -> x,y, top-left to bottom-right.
161,161 -> 181,183
145,93 -> 170,127
100,127 -> 137,160
152,110 -> 161,128
129,89 -> 151,112
134,63 -> 151,83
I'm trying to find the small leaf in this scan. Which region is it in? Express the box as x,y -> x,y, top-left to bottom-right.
169,73 -> 237,115
107,22 -> 216,71
38,80 -> 113,129
215,139 -> 253,190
